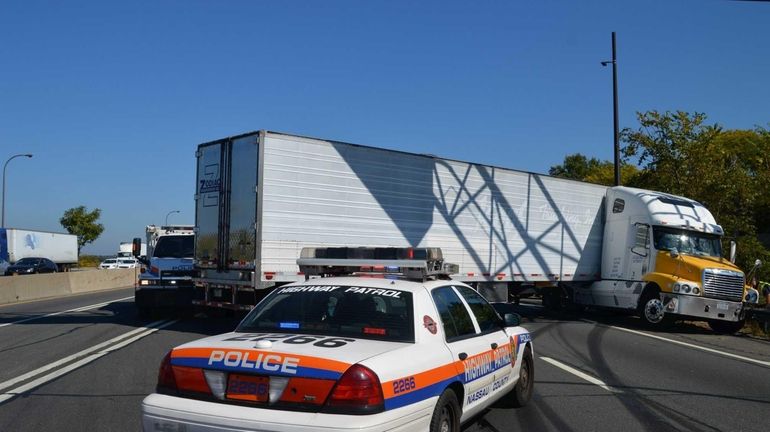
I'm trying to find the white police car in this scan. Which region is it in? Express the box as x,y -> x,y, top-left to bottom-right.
142,247 -> 534,432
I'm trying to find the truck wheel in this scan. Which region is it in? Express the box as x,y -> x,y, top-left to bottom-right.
638,290 -> 670,328
542,289 -> 562,311
508,346 -> 534,408
429,389 -> 460,432
708,319 -> 744,334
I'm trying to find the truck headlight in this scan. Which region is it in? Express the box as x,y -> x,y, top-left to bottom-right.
682,284 -> 691,293
673,283 -> 681,293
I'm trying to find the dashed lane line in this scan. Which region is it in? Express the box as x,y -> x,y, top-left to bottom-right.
540,356 -> 623,393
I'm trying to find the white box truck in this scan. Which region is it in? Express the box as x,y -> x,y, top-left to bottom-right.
0,228 -> 78,273
132,225 -> 194,315
192,131 -> 759,332
118,241 -> 145,258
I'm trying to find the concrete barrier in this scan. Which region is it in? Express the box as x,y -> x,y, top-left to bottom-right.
0,268 -> 137,305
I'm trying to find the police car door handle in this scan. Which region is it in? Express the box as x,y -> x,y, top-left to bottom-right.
491,343 -> 498,350
458,352 -> 468,361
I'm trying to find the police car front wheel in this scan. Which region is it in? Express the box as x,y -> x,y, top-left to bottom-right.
430,389 -> 460,432
508,346 -> 534,407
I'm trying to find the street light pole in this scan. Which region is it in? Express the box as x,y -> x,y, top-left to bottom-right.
602,31 -> 621,186
165,210 -> 180,226
2,153 -> 33,228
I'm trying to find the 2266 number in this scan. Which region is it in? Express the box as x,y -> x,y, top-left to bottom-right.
392,376 -> 416,394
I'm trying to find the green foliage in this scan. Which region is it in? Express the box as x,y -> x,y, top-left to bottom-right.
548,153 -> 639,186
78,255 -> 102,268
60,206 -> 105,254
621,110 -> 769,280
549,110 -> 770,280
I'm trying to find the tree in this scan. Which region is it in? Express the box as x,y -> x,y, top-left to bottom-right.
621,110 -> 768,280
60,206 -> 104,254
549,153 -> 639,186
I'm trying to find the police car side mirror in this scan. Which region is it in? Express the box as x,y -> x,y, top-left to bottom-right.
504,313 -> 521,327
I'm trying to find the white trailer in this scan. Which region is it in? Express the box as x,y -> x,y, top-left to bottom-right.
194,131 -> 605,306
193,131 -> 757,332
118,241 -> 145,258
0,228 -> 78,272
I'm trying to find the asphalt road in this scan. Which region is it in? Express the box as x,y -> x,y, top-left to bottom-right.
0,290 -> 768,432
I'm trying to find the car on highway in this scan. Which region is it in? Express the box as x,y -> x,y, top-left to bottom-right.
141,247 -> 534,432
4,257 -> 58,275
117,258 -> 138,269
99,258 -> 119,269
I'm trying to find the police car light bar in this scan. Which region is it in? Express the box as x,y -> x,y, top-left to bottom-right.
297,247 -> 458,281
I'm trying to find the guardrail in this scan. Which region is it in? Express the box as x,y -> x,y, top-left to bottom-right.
0,269 -> 136,305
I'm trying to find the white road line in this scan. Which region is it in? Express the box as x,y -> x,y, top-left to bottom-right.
0,319 -> 173,393
0,296 -> 134,328
0,319 -> 177,404
540,356 -> 623,393
582,320 -> 770,369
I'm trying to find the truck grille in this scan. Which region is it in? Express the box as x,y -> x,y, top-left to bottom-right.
161,270 -> 195,278
702,269 -> 744,302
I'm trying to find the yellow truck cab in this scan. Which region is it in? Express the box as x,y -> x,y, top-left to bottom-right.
572,187 -> 759,332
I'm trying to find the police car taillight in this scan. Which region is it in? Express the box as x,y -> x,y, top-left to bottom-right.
325,364 -> 384,414
157,350 -> 213,396
157,351 -> 177,392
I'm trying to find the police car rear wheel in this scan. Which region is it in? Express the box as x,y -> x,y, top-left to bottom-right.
430,389 -> 460,432
509,346 -> 534,407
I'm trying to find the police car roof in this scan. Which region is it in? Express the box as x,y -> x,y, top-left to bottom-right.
289,275 -> 450,293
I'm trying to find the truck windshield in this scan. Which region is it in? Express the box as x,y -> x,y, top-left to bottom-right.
237,286 -> 414,343
652,226 -> 722,258
152,236 -> 194,258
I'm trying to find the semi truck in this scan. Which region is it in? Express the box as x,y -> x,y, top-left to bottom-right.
0,228 -> 78,274
191,131 -> 759,332
118,241 -> 146,258
132,225 -> 195,315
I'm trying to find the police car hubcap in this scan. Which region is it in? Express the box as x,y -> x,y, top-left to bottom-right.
440,406 -> 452,432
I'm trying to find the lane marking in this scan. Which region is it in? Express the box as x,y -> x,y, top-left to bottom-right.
0,319 -> 177,404
540,356 -> 623,393
0,296 -> 134,328
0,319 -> 174,393
582,320 -> 770,369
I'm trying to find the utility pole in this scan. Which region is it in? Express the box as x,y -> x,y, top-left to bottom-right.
602,32 -> 620,186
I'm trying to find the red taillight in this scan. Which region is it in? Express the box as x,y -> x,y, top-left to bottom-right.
326,365 -> 384,413
157,351 -> 177,391
157,351 -> 212,395
173,366 -> 211,394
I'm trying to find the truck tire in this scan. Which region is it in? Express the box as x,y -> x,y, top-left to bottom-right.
508,346 -> 534,407
708,319 -> 744,334
638,289 -> 670,328
429,389 -> 460,432
542,289 -> 562,311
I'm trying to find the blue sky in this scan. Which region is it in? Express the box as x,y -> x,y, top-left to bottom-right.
1,0 -> 768,255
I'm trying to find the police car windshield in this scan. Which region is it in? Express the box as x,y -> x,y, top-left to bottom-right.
238,285 -> 414,343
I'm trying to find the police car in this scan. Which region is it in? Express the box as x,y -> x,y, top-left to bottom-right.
142,247 -> 534,432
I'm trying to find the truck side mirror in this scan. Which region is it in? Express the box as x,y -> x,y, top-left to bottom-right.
132,238 -> 144,264
729,241 -> 737,263
669,248 -> 679,258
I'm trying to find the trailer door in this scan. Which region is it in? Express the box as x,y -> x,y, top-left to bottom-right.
226,134 -> 258,269
195,142 -> 224,268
